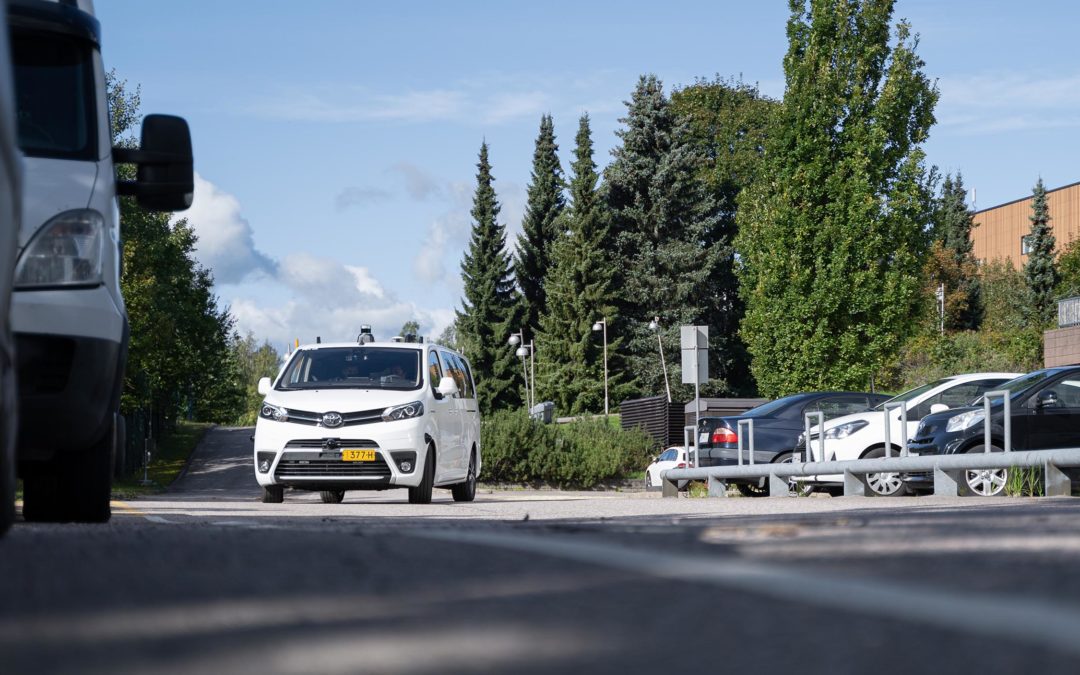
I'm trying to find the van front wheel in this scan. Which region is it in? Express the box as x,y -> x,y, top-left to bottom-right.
409,443 -> 435,504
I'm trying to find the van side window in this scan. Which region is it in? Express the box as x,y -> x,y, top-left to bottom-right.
442,351 -> 467,398
428,351 -> 444,395
459,357 -> 476,399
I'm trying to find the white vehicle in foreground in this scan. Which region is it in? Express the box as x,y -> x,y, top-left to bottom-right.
253,337 -> 481,505
644,446 -> 690,490
802,372 -> 1020,496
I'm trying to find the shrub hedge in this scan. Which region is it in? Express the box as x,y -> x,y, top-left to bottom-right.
480,411 -> 654,487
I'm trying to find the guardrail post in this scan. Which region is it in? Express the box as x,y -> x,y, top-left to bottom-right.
843,471 -> 865,496
768,472 -> 789,497
883,401 -> 908,458
1045,461 -> 1071,497
803,412 -> 825,462
707,474 -> 727,497
982,390 -> 1011,453
684,425 -> 698,468
737,419 -> 755,465
933,468 -> 961,496
661,472 -> 679,497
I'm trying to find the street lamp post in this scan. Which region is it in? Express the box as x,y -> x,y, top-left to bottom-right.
648,316 -> 671,403
508,330 -> 535,410
592,318 -> 609,417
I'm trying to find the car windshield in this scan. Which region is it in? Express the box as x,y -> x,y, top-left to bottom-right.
741,394 -> 805,418
277,347 -> 422,391
873,379 -> 950,410
12,30 -> 97,160
971,370 -> 1054,405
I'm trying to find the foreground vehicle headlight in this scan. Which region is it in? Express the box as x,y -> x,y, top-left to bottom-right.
382,401 -> 424,422
824,420 -> 869,440
260,403 -> 288,422
946,410 -> 984,432
15,210 -> 105,288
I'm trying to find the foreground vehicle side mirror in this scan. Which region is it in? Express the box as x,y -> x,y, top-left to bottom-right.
929,403 -> 949,415
257,377 -> 272,396
437,376 -> 459,397
114,114 -> 194,212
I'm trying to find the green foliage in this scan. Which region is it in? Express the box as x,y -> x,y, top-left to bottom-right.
1058,239 -> 1080,300
604,74 -> 729,399
1005,466 -> 1044,497
930,173 -> 982,330
537,115 -> 627,415
109,73 -> 244,429
399,320 -> 421,339
1025,178 -> 1059,327
515,115 -> 565,337
232,333 -> 282,426
456,143 -> 524,414
736,2 -> 939,397
886,330 -> 1040,390
670,76 -> 778,394
480,411 -> 653,487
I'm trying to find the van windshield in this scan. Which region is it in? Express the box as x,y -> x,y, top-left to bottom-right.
277,347 -> 422,391
12,30 -> 97,160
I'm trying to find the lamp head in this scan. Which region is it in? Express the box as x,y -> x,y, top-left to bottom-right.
508,334 -> 521,347
648,318 -> 659,331
515,346 -> 529,357
592,321 -> 603,332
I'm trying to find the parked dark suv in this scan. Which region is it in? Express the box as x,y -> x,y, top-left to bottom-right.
697,391 -> 889,496
904,366 -> 1080,496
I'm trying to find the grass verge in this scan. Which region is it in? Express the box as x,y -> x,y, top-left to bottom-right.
111,421 -> 213,499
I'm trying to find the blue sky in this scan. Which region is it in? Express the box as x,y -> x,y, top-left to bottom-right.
94,0 -> 1080,351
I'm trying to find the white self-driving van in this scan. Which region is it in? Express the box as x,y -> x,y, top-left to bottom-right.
9,0 -> 194,522
253,336 -> 482,505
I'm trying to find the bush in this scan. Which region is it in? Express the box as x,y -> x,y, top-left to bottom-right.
480,411 -> 654,487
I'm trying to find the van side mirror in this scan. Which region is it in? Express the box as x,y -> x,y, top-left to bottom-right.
929,403 -> 949,415
437,376 -> 459,397
114,114 -> 194,212
257,377 -> 272,396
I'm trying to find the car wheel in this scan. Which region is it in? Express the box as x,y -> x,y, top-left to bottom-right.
25,416 -> 115,523
861,446 -> 910,497
736,481 -> 768,498
774,453 -> 814,497
262,485 -> 284,503
409,443 -> 435,504
451,449 -> 477,502
645,471 -> 654,489
962,445 -> 1007,497
320,490 -> 345,504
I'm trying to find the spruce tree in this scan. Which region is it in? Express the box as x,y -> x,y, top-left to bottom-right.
736,2 -> 939,396
536,114 -> 624,414
515,115 -> 565,338
456,143 -> 523,414
604,75 -> 725,399
1024,178 -> 1059,327
928,173 -> 982,330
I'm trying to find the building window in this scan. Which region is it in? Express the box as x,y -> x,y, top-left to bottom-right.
1021,235 -> 1034,256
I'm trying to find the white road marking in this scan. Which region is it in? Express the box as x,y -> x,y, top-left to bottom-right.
416,528 -> 1080,657
143,515 -> 174,524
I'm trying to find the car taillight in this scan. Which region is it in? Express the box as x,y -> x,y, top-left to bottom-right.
676,463 -> 686,468
712,427 -> 738,444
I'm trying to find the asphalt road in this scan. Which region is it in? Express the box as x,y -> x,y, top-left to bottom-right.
4,427 -> 1080,674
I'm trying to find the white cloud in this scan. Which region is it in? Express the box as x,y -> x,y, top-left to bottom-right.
178,173 -> 276,284
389,162 -> 443,200
335,186 -> 392,210
484,91 -> 550,124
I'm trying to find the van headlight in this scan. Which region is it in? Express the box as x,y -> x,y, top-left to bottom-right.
260,403 -> 288,422
946,410 -> 984,432
824,420 -> 869,440
15,210 -> 105,288
382,401 -> 424,422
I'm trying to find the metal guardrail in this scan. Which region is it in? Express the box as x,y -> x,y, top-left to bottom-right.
661,447 -> 1080,498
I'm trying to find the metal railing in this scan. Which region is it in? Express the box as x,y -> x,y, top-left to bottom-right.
662,401 -> 1076,498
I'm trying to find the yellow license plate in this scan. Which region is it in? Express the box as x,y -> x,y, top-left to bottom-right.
341,449 -> 376,462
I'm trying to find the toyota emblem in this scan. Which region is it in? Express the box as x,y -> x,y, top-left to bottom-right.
321,412 -> 343,428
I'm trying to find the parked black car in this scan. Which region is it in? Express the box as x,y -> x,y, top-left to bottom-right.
697,391 -> 890,496
904,366 -> 1080,496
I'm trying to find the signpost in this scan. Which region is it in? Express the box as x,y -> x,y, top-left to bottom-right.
681,326 -> 708,468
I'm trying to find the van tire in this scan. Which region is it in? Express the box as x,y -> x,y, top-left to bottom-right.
262,485 -> 284,503
24,416 -> 114,523
320,490 -> 345,504
452,450 -> 477,502
409,443 -> 435,504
